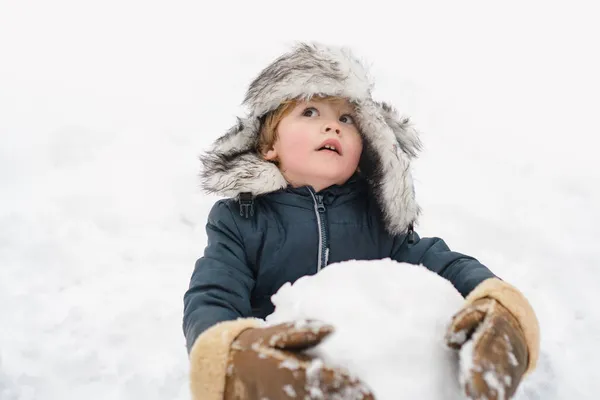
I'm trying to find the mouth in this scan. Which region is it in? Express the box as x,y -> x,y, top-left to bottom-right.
316,139 -> 343,155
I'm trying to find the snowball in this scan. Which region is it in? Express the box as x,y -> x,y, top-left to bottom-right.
266,258 -> 465,400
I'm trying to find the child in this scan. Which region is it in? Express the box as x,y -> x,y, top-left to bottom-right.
183,43 -> 540,400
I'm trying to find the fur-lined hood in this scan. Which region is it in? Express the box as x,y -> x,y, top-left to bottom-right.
200,42 -> 422,235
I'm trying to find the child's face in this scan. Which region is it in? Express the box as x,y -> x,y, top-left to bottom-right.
264,99 -> 363,192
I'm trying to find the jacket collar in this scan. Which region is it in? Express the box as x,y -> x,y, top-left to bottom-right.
289,172 -> 364,197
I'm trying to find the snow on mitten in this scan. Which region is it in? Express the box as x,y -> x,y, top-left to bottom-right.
225,320 -> 374,400
446,297 -> 528,400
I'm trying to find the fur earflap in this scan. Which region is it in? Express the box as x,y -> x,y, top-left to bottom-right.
200,42 -> 422,235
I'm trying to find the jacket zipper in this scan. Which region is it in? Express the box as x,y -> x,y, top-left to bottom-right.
308,189 -> 329,272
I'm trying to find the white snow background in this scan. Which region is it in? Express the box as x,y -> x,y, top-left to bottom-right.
1,0 -> 599,399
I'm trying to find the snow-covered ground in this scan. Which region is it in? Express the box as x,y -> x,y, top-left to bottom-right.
1,1 -> 598,399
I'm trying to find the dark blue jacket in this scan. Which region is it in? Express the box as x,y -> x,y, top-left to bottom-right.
183,176 -> 496,352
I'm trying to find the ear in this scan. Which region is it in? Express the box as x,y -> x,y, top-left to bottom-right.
263,147 -> 278,161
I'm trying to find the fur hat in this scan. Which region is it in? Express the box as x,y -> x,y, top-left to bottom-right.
200,42 -> 421,235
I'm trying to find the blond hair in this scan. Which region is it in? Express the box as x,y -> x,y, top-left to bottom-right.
257,96 -> 355,159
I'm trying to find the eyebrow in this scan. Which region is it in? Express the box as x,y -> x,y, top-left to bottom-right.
305,102 -> 354,114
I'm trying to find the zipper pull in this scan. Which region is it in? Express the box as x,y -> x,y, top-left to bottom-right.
316,195 -> 325,213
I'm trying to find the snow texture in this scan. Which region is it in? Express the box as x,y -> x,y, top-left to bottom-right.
267,259 -> 465,399
1,0 -> 599,399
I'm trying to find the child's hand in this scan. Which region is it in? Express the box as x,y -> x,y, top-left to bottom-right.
445,298 -> 528,400
225,320 -> 374,400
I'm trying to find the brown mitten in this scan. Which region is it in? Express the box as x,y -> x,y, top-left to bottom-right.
446,298 -> 528,400
225,320 -> 374,400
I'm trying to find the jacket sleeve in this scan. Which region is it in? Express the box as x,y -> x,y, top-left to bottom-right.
391,231 -> 497,297
183,200 -> 255,353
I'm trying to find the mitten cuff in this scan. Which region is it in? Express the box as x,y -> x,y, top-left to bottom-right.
465,278 -> 540,373
189,318 -> 263,400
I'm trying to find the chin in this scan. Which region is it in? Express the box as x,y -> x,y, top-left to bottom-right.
321,172 -> 354,186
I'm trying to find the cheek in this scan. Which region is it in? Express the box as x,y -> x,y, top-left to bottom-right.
348,136 -> 363,162
277,126 -> 312,154
284,133 -> 309,149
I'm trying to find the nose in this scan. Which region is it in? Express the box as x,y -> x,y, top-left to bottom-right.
322,121 -> 341,135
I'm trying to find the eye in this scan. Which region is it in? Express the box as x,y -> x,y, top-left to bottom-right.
340,114 -> 355,124
302,107 -> 319,117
